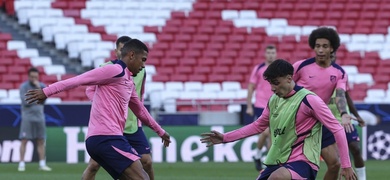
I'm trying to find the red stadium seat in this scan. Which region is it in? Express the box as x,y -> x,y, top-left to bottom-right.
261,2 -> 277,11
14,58 -> 31,66
210,1 -> 228,11
160,57 -> 178,67
41,75 -> 59,84
0,66 -> 7,74
7,66 -> 26,74
326,12 -> 343,20
373,74 -> 390,84
152,75 -> 170,82
292,11 -> 308,20
179,58 -> 197,66
166,19 -> 183,26
198,58 -> 216,66
278,3 -> 294,11
184,50 -> 201,58
193,65 -> 212,74
0,82 -> 14,89
0,33 -> 12,42
212,66 -> 230,74
51,1 -> 68,9
240,50 -> 257,59
175,66 -> 193,74
192,2 -> 208,11
232,66 -> 249,74
156,66 -> 174,75
148,49 -> 164,59
232,27 -> 248,35
144,26 -> 159,34
208,74 -> 225,83
226,2 -> 243,9
165,50 -> 183,59
225,74 -> 244,82
329,3 -> 345,11
202,50 -> 220,58
359,67 -> 376,74
217,56 -> 235,65
219,50 -> 238,59
147,58 -> 160,66
2,74 -> 20,82
294,3 -> 311,11
243,2 -> 260,10
205,11 -> 221,19
188,74 -> 207,82
63,9 -> 80,18
276,11 -> 291,19
171,12 -> 186,19
257,11 -> 273,19
170,74 -> 189,82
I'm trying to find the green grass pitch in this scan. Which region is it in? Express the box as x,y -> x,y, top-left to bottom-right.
0,160 -> 388,180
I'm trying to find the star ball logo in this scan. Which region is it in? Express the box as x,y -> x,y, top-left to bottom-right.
367,130 -> 390,160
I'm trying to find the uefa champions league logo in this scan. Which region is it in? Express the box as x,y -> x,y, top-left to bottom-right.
368,130 -> 390,160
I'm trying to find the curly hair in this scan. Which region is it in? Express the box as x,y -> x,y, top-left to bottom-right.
308,27 -> 340,53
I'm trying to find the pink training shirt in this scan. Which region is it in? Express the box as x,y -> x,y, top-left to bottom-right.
223,86 -> 351,170
249,63 -> 274,108
293,58 -> 348,104
85,60 -> 148,129
43,60 -> 165,138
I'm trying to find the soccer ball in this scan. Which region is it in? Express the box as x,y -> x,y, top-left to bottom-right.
367,130 -> 390,160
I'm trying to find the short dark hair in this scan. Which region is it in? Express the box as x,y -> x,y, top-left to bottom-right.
266,45 -> 276,50
308,27 -> 340,53
116,36 -> 132,48
263,59 -> 294,81
28,67 -> 39,74
120,39 -> 149,58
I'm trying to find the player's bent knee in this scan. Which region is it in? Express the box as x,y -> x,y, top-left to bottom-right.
327,161 -> 341,172
87,160 -> 101,172
349,142 -> 361,155
268,172 -> 291,180
268,167 -> 291,180
141,159 -> 152,171
121,160 -> 149,180
140,154 -> 153,171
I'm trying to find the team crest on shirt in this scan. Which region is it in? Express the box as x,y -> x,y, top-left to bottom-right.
330,75 -> 336,83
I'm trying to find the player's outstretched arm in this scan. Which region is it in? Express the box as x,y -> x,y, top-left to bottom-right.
128,89 -> 171,147
340,168 -> 357,180
25,89 -> 47,104
200,130 -> 224,147
38,64 -> 124,99
308,94 -> 356,179
345,91 -> 365,127
160,132 -> 171,147
335,89 -> 355,133
246,83 -> 255,116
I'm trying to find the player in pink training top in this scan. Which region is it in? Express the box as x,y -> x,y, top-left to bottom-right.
331,52 -> 367,180
25,39 -> 170,180
246,45 -> 276,171
293,27 -> 355,180
201,59 -> 356,180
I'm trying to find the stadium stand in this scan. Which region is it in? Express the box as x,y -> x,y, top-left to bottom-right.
1,0 -> 389,110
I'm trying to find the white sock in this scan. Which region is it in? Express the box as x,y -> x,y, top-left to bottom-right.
255,148 -> 262,159
39,160 -> 46,167
355,167 -> 366,180
19,161 -> 25,167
